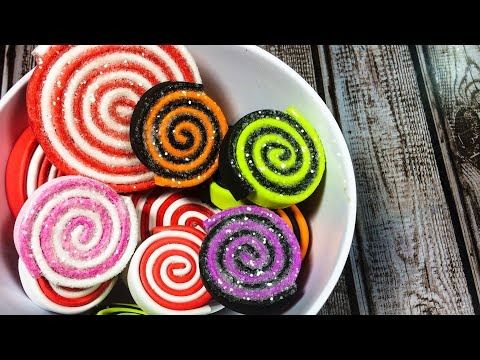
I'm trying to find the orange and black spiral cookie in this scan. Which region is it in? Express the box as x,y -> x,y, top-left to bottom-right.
130,82 -> 228,188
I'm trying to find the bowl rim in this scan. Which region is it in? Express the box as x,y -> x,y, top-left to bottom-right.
243,45 -> 357,314
0,68 -> 33,111
0,45 -> 357,315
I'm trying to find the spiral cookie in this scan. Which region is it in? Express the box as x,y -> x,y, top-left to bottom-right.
6,127 -> 62,217
96,303 -> 147,315
130,81 -> 228,188
131,188 -> 218,241
127,225 -> 223,314
209,180 -> 310,259
216,107 -> 325,209
276,205 -> 310,260
199,205 -> 301,314
14,176 -> 138,288
18,259 -> 115,314
26,45 -> 201,193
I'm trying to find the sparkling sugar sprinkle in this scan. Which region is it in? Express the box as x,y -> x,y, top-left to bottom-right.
199,205 -> 302,311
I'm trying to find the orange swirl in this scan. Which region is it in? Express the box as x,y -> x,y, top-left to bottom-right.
276,205 -> 310,260
136,85 -> 228,188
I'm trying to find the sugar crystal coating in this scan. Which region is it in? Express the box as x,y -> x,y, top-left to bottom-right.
26,45 -> 201,193
127,226 -> 223,315
216,108 -> 326,209
199,205 -> 302,313
14,175 -> 138,288
130,81 -> 228,188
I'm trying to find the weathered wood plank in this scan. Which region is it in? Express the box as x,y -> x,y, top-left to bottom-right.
1,45 -> 8,96
317,274 -> 352,315
317,45 -> 371,315
0,45 -> 35,97
325,45 -> 474,314
419,45 -> 480,301
17,45 -> 36,78
261,45 -> 354,315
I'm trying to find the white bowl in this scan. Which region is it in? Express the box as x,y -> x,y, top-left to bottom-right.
0,45 -> 356,314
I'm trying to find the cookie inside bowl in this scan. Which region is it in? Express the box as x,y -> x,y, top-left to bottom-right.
0,45 -> 356,314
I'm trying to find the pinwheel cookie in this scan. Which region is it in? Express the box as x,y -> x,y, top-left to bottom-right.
26,45 -> 201,193
199,205 -> 302,314
6,127 -> 63,217
130,81 -> 228,188
14,176 -> 138,289
18,259 -> 115,314
131,188 -> 219,241
214,107 -> 325,209
127,225 -> 223,315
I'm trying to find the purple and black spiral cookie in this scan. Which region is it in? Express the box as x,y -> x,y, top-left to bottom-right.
199,205 -> 302,314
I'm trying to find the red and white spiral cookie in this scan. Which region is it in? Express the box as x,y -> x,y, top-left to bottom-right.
127,226 -> 223,315
18,259 -> 115,314
6,127 -> 62,217
131,189 -> 218,241
14,176 -> 139,288
26,45 -> 201,193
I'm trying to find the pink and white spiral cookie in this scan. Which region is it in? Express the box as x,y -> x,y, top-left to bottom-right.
131,189 -> 219,241
14,176 -> 139,288
18,259 -> 116,314
6,127 -> 63,217
26,45 -> 202,193
127,226 -> 223,315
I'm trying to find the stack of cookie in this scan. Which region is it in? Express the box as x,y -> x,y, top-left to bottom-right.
6,45 -> 325,315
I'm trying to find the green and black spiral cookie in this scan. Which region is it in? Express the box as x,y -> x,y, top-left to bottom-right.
213,107 -> 325,209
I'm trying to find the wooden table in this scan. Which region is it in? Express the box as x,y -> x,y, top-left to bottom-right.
2,45 -> 479,315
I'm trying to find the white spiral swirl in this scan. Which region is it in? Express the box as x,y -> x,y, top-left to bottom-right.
29,45 -> 201,191
18,259 -> 116,314
127,227 -> 223,315
14,176 -> 139,288
26,145 -> 59,196
132,189 -> 218,240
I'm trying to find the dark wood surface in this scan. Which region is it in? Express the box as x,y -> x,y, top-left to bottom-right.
1,45 -> 479,314
418,46 -> 480,307
322,45 -> 474,314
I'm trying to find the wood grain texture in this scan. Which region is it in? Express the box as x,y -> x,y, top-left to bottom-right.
419,45 -> 480,299
324,45 -> 474,314
0,46 -> 6,94
8,44 -> 477,315
0,45 -> 35,97
261,45 -> 354,315
317,46 -> 371,315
